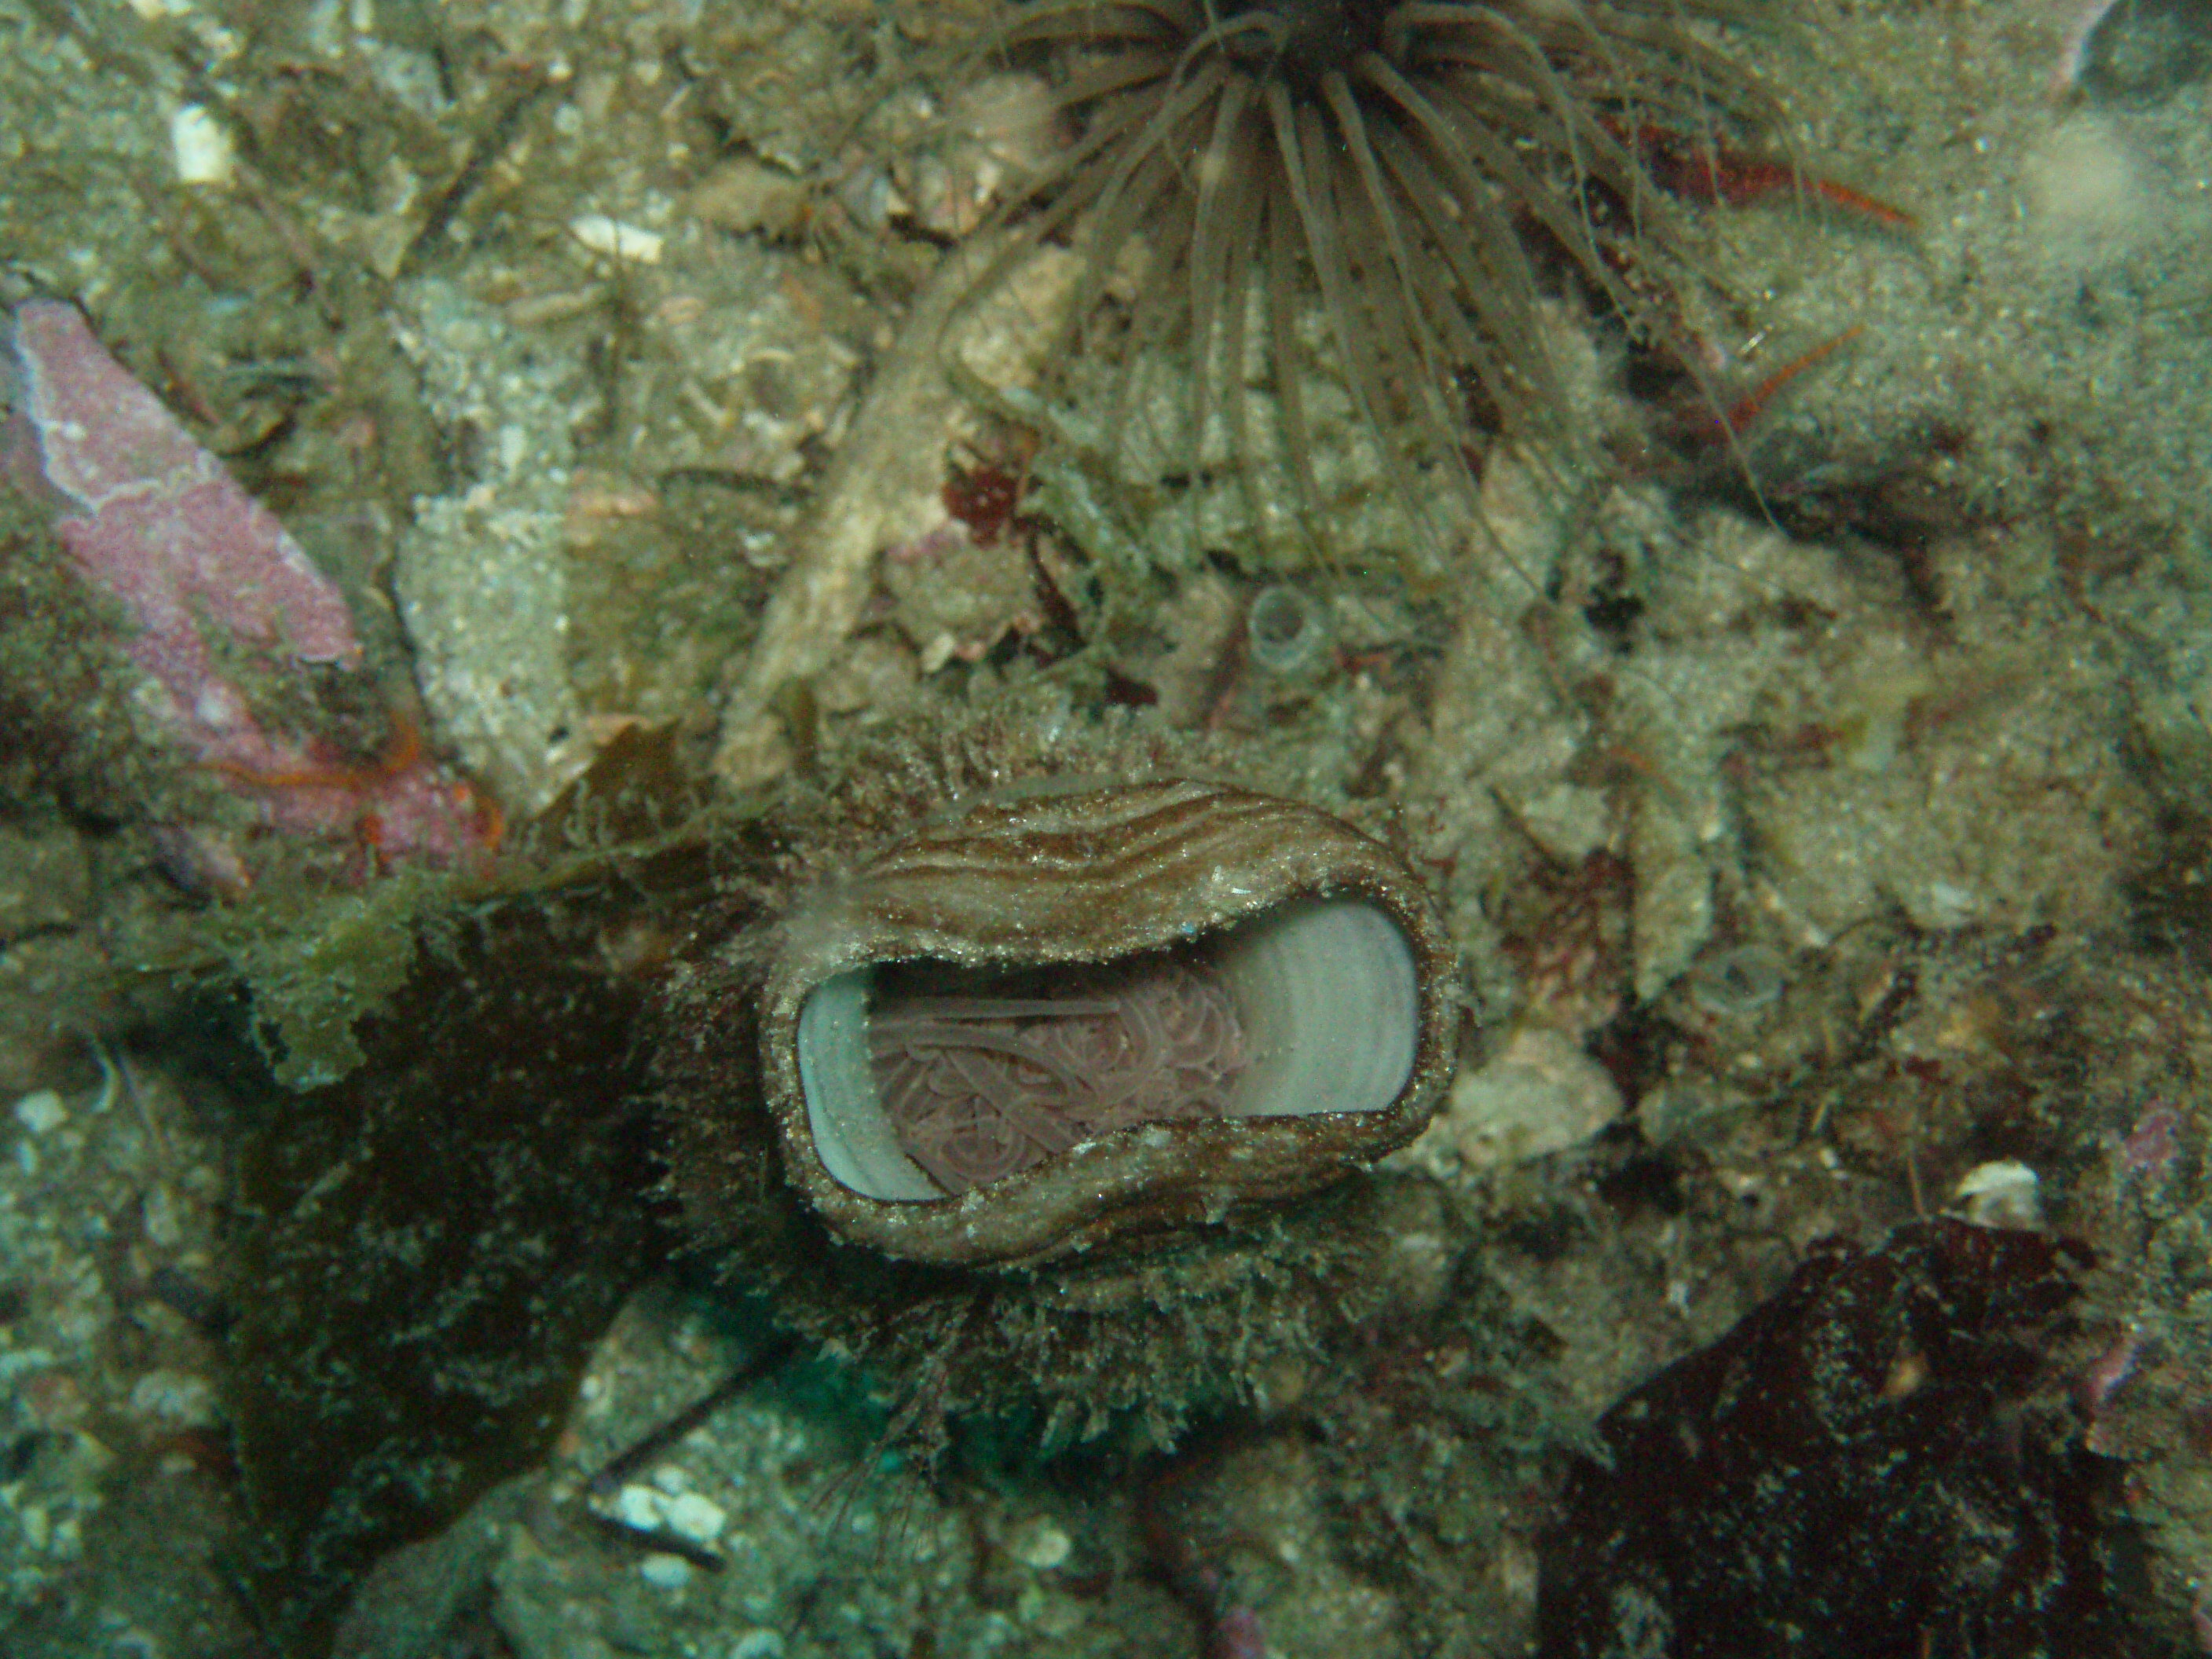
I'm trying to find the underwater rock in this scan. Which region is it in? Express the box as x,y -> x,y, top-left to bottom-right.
5,301 -> 361,673
4,298 -> 492,868
1536,1218 -> 2181,1657
387,277 -> 598,819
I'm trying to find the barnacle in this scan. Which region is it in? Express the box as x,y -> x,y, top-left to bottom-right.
972,0 -> 1779,559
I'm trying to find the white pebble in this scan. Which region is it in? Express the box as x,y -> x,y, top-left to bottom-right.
663,1491 -> 727,1545
727,1632 -> 786,1659
142,1185 -> 186,1250
1921,880 -> 1980,929
13,1090 -> 66,1134
171,105 -> 236,187
613,1483 -> 664,1530
1442,1027 -> 1621,1169
639,1551 -> 694,1589
1008,1516 -> 1071,1569
1954,1159 -> 2044,1231
569,214 -> 665,264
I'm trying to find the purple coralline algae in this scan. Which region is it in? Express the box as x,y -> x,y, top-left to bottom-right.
5,299 -> 494,869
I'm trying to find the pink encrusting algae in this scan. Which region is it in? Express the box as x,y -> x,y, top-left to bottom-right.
5,299 -> 495,870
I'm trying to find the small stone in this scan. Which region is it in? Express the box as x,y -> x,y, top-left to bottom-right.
1919,880 -> 1982,929
1441,1027 -> 1623,1169
1953,1160 -> 2044,1231
662,1492 -> 727,1546
11,1365 -> 83,1432
1007,1516 -> 1071,1570
170,104 -> 236,186
687,158 -> 809,237
569,214 -> 665,264
638,1551 -> 693,1589
727,1631 -> 786,1659
141,1184 -> 186,1249
613,1484 -> 663,1530
128,1369 -> 216,1427
13,1090 -> 67,1134
1248,1353 -> 1313,1418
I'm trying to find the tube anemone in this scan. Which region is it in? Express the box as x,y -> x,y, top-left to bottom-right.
980,0 -> 1776,554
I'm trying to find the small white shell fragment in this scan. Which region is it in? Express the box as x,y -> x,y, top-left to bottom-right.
662,1492 -> 727,1545
170,105 -> 236,187
13,1089 -> 67,1134
568,214 -> 665,264
1953,1159 -> 2044,1231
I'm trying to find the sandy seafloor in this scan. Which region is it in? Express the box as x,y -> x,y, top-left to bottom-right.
4,0 -> 2212,1655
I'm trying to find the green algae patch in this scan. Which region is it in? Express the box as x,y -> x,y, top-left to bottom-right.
222,880 -> 438,1090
